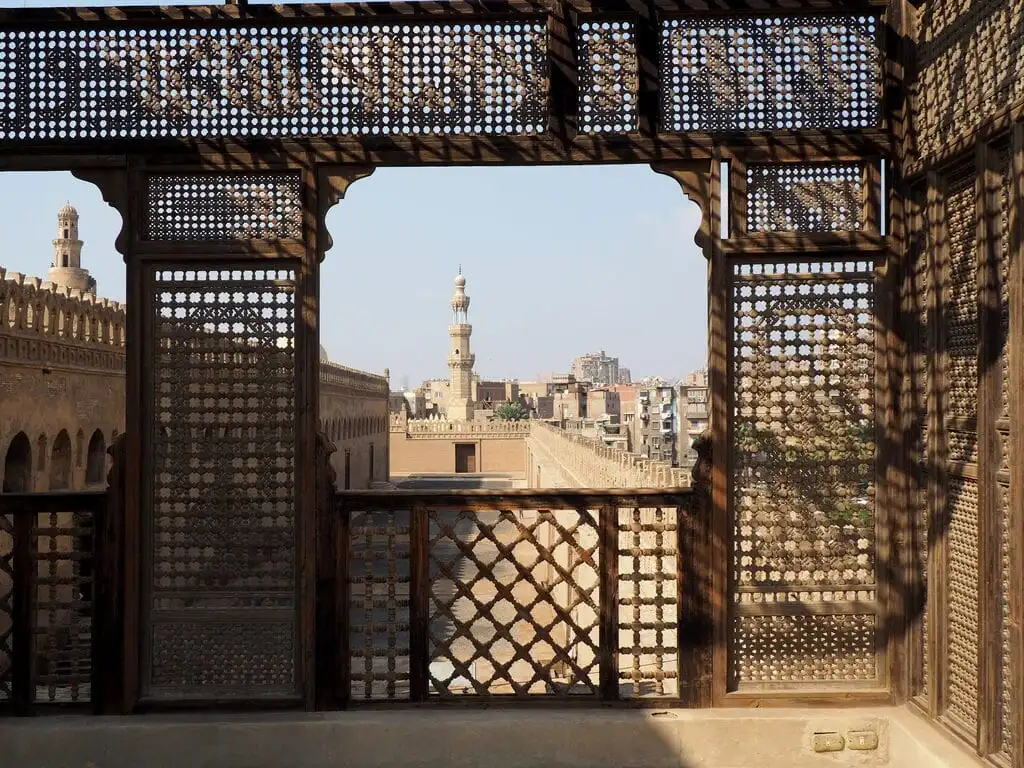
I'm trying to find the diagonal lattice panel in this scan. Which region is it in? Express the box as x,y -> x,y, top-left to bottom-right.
427,508 -> 599,696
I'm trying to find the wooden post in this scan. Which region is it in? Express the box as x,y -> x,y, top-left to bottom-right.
408,504 -> 430,702
93,433 -> 126,715
11,509 -> 34,715
598,503 -> 619,701
679,432 -> 713,708
314,430 -> 339,710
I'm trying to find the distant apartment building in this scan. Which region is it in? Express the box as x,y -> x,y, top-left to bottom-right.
607,383 -> 637,446
571,350 -> 621,387
473,378 -> 519,407
676,368 -> 709,468
617,367 -> 632,384
553,386 -> 587,421
633,383 -> 678,465
586,388 -> 620,421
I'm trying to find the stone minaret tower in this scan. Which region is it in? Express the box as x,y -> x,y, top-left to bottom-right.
49,202 -> 96,294
447,268 -> 475,422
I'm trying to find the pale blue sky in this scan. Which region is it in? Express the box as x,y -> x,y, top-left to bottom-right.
0,167 -> 706,387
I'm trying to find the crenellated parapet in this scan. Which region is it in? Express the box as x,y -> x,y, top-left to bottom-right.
0,268 -> 126,374
400,417 -> 532,439
320,360 -> 389,397
527,420 -> 689,489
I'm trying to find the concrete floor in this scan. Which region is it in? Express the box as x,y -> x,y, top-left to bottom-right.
0,707 -> 985,768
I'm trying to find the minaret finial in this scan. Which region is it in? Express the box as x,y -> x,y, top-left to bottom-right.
458,263 -> 462,275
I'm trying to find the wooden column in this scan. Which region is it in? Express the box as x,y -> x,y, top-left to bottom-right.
597,502 -> 619,701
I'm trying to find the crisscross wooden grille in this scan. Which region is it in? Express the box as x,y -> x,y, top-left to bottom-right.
428,508 -> 599,696
0,514 -> 11,701
340,492 -> 691,703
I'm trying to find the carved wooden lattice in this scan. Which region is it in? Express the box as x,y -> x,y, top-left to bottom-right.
349,510 -> 411,700
33,511 -> 94,704
0,514 -> 11,701
747,164 -> 863,233
0,23 -> 548,140
146,174 -> 303,241
147,267 -> 298,699
618,506 -> 677,697
660,15 -> 879,132
731,260 -> 877,688
428,508 -> 600,696
578,21 -> 638,134
944,168 -> 979,421
945,476 -> 979,735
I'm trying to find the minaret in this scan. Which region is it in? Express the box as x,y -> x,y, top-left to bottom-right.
48,202 -> 96,294
447,268 -> 475,422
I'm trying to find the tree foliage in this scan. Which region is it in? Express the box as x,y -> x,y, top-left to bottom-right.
494,400 -> 528,421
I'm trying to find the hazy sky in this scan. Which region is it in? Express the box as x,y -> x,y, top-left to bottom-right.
0,166 -> 707,386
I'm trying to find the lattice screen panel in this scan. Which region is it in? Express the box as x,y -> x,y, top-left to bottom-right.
661,15 -> 880,132
731,259 -> 878,689
945,477 -> 979,736
146,173 -> 303,241
944,169 -> 979,421
617,506 -> 678,698
747,164 -> 863,233
427,508 -> 599,696
999,483 -> 1014,758
348,509 -> 411,701
732,613 -> 877,686
147,267 -> 298,699
0,514 -> 11,701
33,511 -> 93,703
0,23 -> 548,141
578,21 -> 638,134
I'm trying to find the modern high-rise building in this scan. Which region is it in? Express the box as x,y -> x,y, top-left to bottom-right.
632,382 -> 677,465
571,350 -> 621,387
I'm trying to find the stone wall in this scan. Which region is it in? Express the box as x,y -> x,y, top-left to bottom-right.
525,420 -> 689,489
0,269 -> 126,492
320,361 -> 390,489
388,416 -> 529,477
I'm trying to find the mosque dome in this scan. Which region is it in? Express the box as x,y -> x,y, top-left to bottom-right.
320,344 -> 330,363
58,202 -> 78,218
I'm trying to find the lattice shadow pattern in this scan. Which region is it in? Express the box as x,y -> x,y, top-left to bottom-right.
345,501 -> 683,701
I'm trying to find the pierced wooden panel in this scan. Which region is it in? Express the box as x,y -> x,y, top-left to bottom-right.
578,21 -> 638,134
915,0 -> 1023,163
150,622 -> 295,690
617,506 -> 678,698
732,614 -> 877,686
661,15 -> 879,132
0,23 -> 548,141
428,508 -> 599,696
147,267 -> 298,700
348,510 -> 411,701
146,173 -> 303,241
944,171 -> 979,420
747,164 -> 863,233
945,476 -> 979,735
999,482 -> 1014,757
33,511 -> 93,704
948,430 -> 978,465
732,260 -> 876,593
1000,146 -> 1012,422
0,514 -> 11,701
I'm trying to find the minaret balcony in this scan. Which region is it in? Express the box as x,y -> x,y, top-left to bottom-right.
448,324 -> 473,334
448,354 -> 476,367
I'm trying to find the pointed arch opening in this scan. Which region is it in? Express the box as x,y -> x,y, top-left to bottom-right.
49,429 -> 72,490
85,430 -> 106,486
2,432 -> 32,493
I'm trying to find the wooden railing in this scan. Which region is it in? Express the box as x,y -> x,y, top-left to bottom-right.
0,491 -> 109,714
326,487 -> 712,707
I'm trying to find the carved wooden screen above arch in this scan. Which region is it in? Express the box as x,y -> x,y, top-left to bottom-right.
145,265 -> 299,700
731,258 -> 878,690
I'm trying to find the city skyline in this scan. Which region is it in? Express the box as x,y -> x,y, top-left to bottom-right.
0,166 -> 708,386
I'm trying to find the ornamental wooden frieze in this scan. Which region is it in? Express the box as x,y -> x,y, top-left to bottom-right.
0,11 -> 883,144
